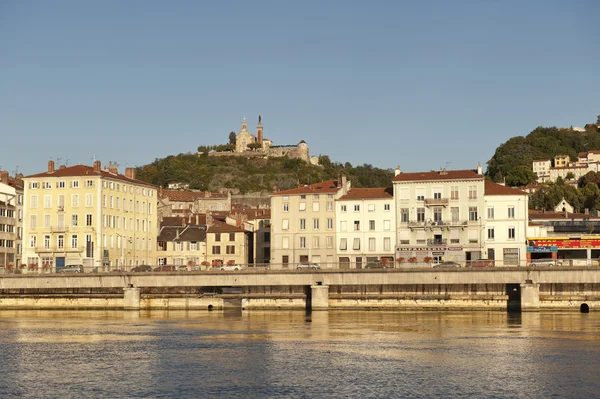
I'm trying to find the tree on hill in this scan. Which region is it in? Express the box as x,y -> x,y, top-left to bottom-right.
505,165 -> 537,187
529,180 -> 583,211
228,132 -> 236,145
578,171 -> 600,188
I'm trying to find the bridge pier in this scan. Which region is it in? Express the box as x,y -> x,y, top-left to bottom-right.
520,281 -> 540,311
123,287 -> 141,310
311,285 -> 329,310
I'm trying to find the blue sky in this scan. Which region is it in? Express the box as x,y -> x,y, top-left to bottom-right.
1,0 -> 599,176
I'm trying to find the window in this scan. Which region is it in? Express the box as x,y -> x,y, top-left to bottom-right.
384,204 -> 391,211
487,207 -> 494,220
469,207 -> 478,221
85,179 -> 94,187
72,194 -> 79,207
451,207 -> 459,223
44,215 -> 51,228
226,245 -> 235,254
384,237 -> 391,251
399,188 -> 409,200
31,182 -> 39,189
215,233 -> 221,242
417,208 -> 425,222
450,186 -> 459,200
354,220 -> 360,231
212,246 -> 221,255
508,227 -> 515,239
433,192 -> 442,199
313,202 -> 320,212
299,237 -> 306,248
327,202 -> 333,211
44,235 -> 51,249
341,205 -> 347,212
340,221 -> 347,231
300,219 -> 306,230
354,205 -> 360,212
299,202 -> 306,211
282,255 -> 289,266
384,220 -> 391,231
353,238 -> 360,250
313,237 -> 319,248
57,235 -> 64,249
30,196 -> 38,209
43,182 -> 51,189
44,195 -> 52,208
327,218 -> 333,229
488,228 -> 495,240
229,233 -> 235,241
468,185 -> 477,199
30,215 -> 37,228
369,220 -> 375,230
416,194 -> 424,201
282,237 -> 289,249
29,235 -> 37,248
85,194 -> 93,207
58,181 -> 65,189
433,207 -> 442,222
339,238 -> 347,250
368,204 -> 375,212
401,208 -> 409,223
300,195 -> 306,199
282,219 -> 289,230
283,203 -> 289,212
369,237 -> 376,251
71,235 -> 78,249
72,214 -> 78,227
508,206 -> 515,219
57,214 -> 65,229
58,195 -> 65,209
313,218 -> 319,230
327,236 -> 333,248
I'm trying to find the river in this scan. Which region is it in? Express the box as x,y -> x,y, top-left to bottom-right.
0,310 -> 598,398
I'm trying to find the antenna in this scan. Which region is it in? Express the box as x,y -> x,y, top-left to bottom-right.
65,159 -> 69,166
91,154 -> 96,163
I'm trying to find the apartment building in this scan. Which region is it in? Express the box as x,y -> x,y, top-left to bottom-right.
270,177 -> 350,269
22,161 -> 158,271
0,171 -> 21,268
226,206 -> 271,265
335,187 -> 395,268
156,217 -> 207,268
393,166 -> 487,264
158,189 -> 231,218
483,181 -> 528,266
206,220 -> 247,266
532,160 -> 551,183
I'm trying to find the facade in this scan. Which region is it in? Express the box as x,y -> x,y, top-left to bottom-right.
158,189 -> 231,218
335,187 -> 395,269
22,161 -> 158,272
554,155 -> 570,168
532,160 -> 551,183
393,167 -> 487,264
156,218 -> 207,268
270,178 -> 350,269
226,207 -> 271,266
482,181 -> 528,266
533,153 -> 600,183
206,220 -> 247,266
0,172 -> 18,268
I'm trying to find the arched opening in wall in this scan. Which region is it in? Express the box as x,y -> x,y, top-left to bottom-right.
562,207 -> 566,212
207,304 -> 214,311
580,303 -> 590,313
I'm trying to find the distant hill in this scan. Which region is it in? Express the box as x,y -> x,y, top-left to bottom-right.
135,153 -> 394,193
486,124 -> 600,186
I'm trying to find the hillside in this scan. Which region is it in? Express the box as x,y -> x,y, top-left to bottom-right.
486,124 -> 600,185
135,153 -> 394,193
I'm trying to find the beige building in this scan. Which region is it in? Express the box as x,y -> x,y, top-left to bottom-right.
156,217 -> 207,268
270,177 -> 350,269
206,220 -> 247,266
532,159 -> 551,183
336,187 -> 395,268
226,206 -> 271,266
22,161 -> 158,272
158,189 -> 231,218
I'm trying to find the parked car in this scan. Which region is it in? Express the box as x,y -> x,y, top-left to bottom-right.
528,259 -> 555,267
177,266 -> 188,272
468,260 -> 494,267
131,265 -> 152,272
154,265 -> 177,272
365,262 -> 389,269
219,264 -> 244,271
296,262 -> 320,270
432,261 -> 461,268
58,265 -> 84,273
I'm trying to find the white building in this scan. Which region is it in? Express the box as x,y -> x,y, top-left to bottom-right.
335,187 -> 395,269
483,181 -> 528,266
532,160 -> 551,183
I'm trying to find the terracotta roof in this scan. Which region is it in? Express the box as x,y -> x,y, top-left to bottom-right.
160,189 -> 228,202
272,179 -> 343,195
392,169 -> 483,182
160,214 -> 207,227
230,208 -> 271,220
207,220 -> 245,233
484,181 -> 527,196
528,210 -> 600,220
578,152 -> 588,158
7,177 -> 24,190
338,187 -> 393,200
589,150 -> 600,154
24,165 -> 157,188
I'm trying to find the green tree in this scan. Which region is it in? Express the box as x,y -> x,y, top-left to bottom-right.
228,132 -> 237,145
578,171 -> 600,188
505,165 -> 537,187
247,142 -> 262,151
565,172 -> 575,180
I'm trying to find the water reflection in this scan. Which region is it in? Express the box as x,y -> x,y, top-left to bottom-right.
0,310 -> 599,398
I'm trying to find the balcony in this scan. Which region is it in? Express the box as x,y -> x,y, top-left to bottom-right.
35,246 -> 85,253
424,198 -> 449,207
427,239 -> 447,246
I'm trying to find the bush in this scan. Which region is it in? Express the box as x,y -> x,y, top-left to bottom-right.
407,257 -> 417,263
380,257 -> 389,265
227,260 -> 236,266
396,257 -> 405,263
424,257 -> 433,263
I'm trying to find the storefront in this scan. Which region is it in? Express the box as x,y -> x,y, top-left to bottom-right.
396,246 -> 463,264
527,237 -> 600,264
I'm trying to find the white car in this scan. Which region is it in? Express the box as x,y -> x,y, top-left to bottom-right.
528,259 -> 556,267
219,264 -> 244,271
296,262 -> 320,270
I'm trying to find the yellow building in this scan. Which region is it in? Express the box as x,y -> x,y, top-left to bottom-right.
22,160 -> 158,272
206,220 -> 247,266
156,216 -> 207,268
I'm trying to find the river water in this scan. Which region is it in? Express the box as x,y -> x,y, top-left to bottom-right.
0,310 -> 598,399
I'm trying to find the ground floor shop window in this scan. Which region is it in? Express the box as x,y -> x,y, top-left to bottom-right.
503,248 -> 519,266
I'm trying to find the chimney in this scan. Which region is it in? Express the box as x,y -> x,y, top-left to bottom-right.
108,162 -> 118,174
585,208 -> 590,215
93,160 -> 101,172
48,160 -> 55,173
477,163 -> 483,175
0,171 -> 8,185
175,229 -> 180,240
341,174 -> 348,194
159,186 -> 163,197
394,166 -> 401,176
125,167 -> 136,180
196,214 -> 199,225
